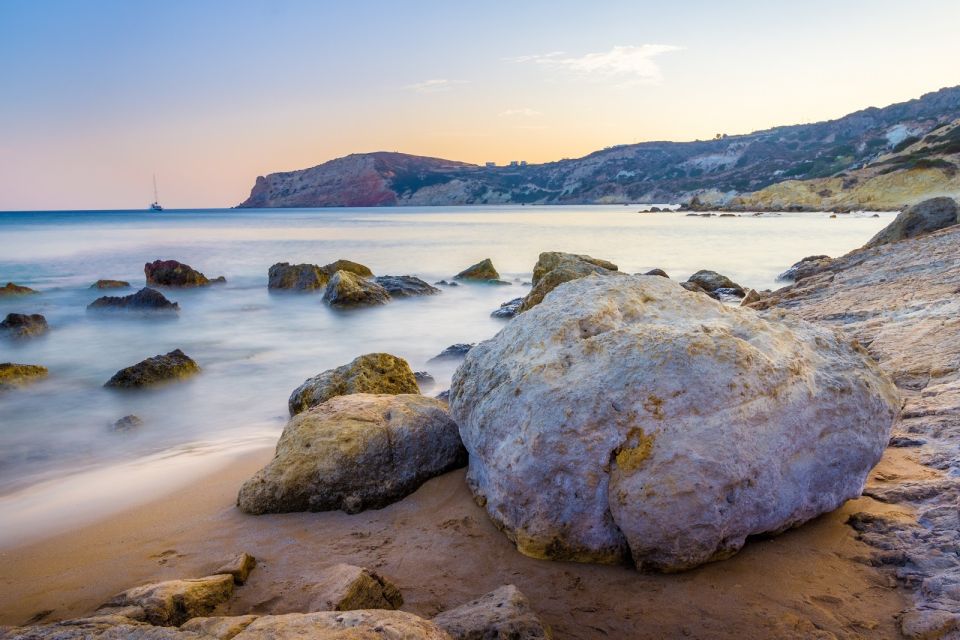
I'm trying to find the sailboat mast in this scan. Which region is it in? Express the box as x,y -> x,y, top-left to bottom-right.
153,174 -> 159,203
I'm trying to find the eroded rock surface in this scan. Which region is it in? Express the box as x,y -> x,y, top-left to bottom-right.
451,275 -> 899,571
321,271 -> 389,308
88,287 -> 179,313
238,394 -> 466,514
373,275 -> 440,298
267,263 -> 328,291
145,260 -> 224,287
232,611 -> 450,639
520,252 -> 618,312
99,574 -> 234,626
865,196 -> 958,248
0,283 -> 37,296
0,363 -> 48,391
288,353 -> 419,416
684,269 -> 745,298
432,585 -> 550,640
321,260 -> 373,279
304,564 -> 403,612
104,349 -> 200,389
1,313 -> 48,339
454,259 -> 499,281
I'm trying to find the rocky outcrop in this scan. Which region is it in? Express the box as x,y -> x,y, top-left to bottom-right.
450,275 -> 899,571
104,349 -> 200,389
268,263 -> 328,291
321,271 -> 389,308
491,298 -> 523,319
432,585 -> 550,640
321,260 -> 373,279
288,353 -> 419,416
0,363 -> 48,391
99,574 -> 234,626
232,611 -> 450,639
145,260 -> 225,287
1,313 -> 48,339
238,394 -> 465,514
0,282 -> 37,296
213,553 -> 257,586
373,276 -> 440,298
305,564 -> 403,612
91,280 -> 130,289
777,255 -> 833,282
520,252 -> 618,312
428,344 -> 474,362
864,196 -> 959,248
454,259 -> 499,281
88,287 -> 180,313
684,270 -> 745,298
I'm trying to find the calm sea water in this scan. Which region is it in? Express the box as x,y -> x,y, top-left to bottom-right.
0,205 -> 893,545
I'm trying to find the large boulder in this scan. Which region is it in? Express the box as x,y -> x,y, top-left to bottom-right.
865,197 -> 959,248
88,287 -> 180,313
237,394 -> 466,515
449,275 -> 899,571
305,564 -> 403,612
104,349 -> 200,389
520,252 -> 618,312
322,271 -> 390,308
145,260 -> 225,287
374,275 -> 440,298
1,313 -> 48,338
0,282 -> 37,296
432,585 -> 550,640
321,259 -> 373,278
684,270 -> 745,298
99,574 -> 234,626
0,363 -> 47,391
268,263 -> 328,291
288,353 -> 419,416
232,611 -> 450,639
455,259 -> 500,281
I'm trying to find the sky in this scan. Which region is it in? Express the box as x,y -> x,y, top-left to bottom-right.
1,0 -> 959,210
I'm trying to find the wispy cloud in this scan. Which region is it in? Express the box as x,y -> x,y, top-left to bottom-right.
403,78 -> 468,93
507,44 -> 681,84
499,108 -> 542,118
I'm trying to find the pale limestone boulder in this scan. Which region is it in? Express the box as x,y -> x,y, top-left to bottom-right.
306,564 -> 403,612
238,394 -> 466,514
232,611 -> 450,639
450,274 -> 899,571
288,353 -> 419,416
432,585 -> 550,639
98,574 -> 234,626
179,615 -> 258,639
0,617 -> 206,639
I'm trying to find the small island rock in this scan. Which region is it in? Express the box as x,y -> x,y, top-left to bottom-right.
104,349 -> 200,389
454,258 -> 500,281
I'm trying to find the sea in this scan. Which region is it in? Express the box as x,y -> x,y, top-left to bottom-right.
0,205 -> 894,547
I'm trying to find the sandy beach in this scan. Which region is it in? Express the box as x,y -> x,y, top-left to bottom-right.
0,442 -> 914,639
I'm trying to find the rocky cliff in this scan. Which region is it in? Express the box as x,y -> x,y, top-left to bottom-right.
239,85 -> 960,208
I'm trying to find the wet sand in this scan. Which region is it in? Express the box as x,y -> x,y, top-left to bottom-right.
0,445 -> 911,639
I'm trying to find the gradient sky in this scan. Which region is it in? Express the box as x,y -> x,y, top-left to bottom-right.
1,0 -> 959,210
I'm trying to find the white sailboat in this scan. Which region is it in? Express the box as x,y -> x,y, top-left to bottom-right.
149,174 -> 163,211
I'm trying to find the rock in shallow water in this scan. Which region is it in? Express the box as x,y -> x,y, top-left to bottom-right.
428,344 -> 475,362
0,363 -> 48,391
238,393 -> 466,515
322,271 -> 390,308
288,353 -> 419,416
491,298 -> 524,319
88,287 -> 180,313
454,258 -> 500,281
1,313 -> 48,339
268,263 -> 328,291
145,260 -> 224,287
374,275 -> 440,298
450,274 -> 899,571
104,349 -> 200,389
0,282 -> 37,296
684,269 -> 745,298
321,259 -> 373,278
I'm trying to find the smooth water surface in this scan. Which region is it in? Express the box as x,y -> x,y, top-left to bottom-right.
0,205 -> 893,545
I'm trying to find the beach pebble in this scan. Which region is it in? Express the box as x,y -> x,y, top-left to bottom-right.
684,269 -> 745,298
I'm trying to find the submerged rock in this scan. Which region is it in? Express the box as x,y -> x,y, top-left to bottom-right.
288,353 -> 419,416
684,269 -> 745,298
450,275 -> 899,571
865,197 -> 958,248
145,260 -> 224,287
0,282 -> 38,296
109,414 -> 145,432
1,313 -> 48,339
306,563 -> 403,612
238,394 -> 465,515
268,263 -> 328,291
104,349 -> 200,389
321,259 -> 373,278
322,271 -> 390,308
491,298 -> 524,319
414,371 -> 436,389
91,279 -> 130,289
88,287 -> 180,313
428,343 -> 474,362
374,275 -> 440,298
777,255 -> 833,282
0,363 -> 48,391
432,585 -> 550,640
99,574 -> 234,626
520,252 -> 618,312
454,258 -> 500,281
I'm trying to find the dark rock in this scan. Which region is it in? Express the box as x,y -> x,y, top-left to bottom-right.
0,363 -> 48,391
778,255 -> 833,282
91,279 -> 130,289
889,436 -> 927,448
680,281 -> 708,294
109,415 -> 144,432
104,349 -> 200,389
88,287 -> 179,313
374,275 -> 440,298
428,344 -> 474,362
491,298 -> 523,319
268,263 -> 328,291
288,353 -> 420,416
685,270 -> 745,297
414,371 -> 436,389
455,258 -> 499,281
144,260 -> 223,287
322,271 -> 390,308
321,259 -> 373,278
0,282 -> 38,296
644,269 -> 669,278
865,197 -> 959,248
1,313 -> 48,338
436,390 -> 450,403
649,207 -> 662,212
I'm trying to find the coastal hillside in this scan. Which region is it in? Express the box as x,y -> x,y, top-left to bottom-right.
238,85 -> 960,208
